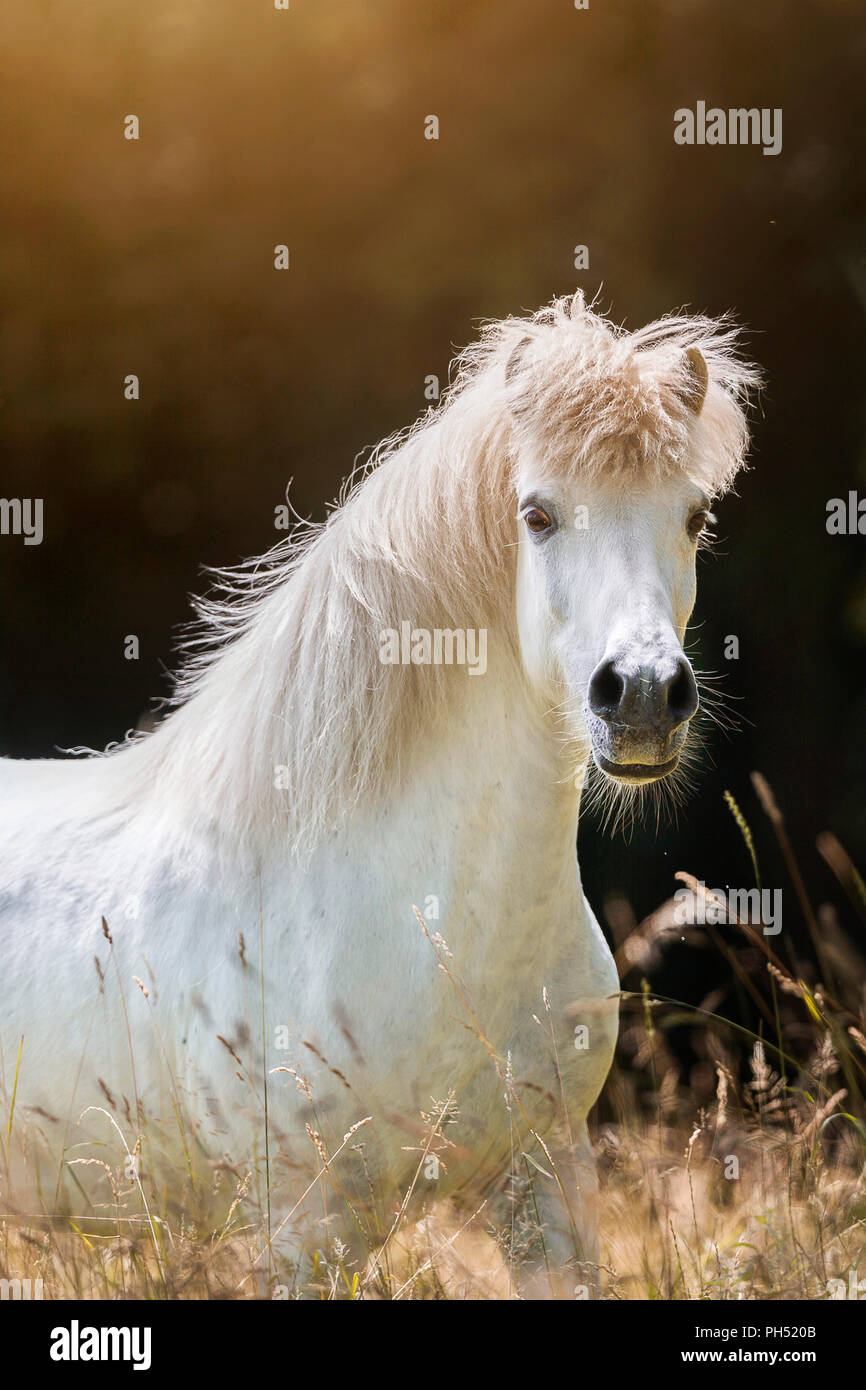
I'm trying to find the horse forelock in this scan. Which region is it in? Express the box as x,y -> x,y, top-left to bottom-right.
490,294 -> 760,495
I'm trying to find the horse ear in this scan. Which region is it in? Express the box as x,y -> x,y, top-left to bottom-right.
678,346 -> 709,414
504,335 -> 534,418
504,335 -> 533,389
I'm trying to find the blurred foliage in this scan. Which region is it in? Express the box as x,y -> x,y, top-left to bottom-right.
1,0 -> 865,934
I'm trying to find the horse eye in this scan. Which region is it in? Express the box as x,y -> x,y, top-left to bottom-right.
688,509 -> 710,540
523,506 -> 553,535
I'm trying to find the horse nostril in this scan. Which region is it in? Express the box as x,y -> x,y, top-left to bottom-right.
667,659 -> 699,726
589,655 -> 698,732
588,659 -> 625,721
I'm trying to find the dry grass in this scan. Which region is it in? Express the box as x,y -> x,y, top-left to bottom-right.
2,773 -> 865,1300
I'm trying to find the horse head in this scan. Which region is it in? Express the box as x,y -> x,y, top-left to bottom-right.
503,299 -> 754,800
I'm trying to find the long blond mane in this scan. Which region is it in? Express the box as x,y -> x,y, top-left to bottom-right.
119,293 -> 759,855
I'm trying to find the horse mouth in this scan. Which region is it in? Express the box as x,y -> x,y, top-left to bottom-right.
594,752 -> 680,783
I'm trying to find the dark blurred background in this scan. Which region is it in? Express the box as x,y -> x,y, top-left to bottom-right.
1,0 -> 866,975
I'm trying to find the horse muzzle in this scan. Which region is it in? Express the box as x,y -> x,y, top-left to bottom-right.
585,651 -> 698,783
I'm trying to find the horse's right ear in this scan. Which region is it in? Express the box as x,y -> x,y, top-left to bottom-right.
678,346 -> 709,415
504,336 -> 534,414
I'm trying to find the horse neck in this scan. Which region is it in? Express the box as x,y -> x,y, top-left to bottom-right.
126,611 -> 587,888
391,651 -> 587,883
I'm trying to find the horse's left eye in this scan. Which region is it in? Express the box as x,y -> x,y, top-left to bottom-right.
688,509 -> 710,540
523,506 -> 553,535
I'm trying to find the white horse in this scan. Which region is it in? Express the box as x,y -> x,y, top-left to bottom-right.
0,294 -> 756,1296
